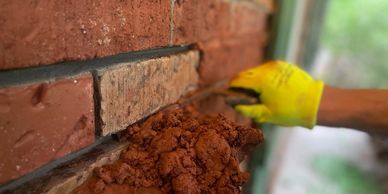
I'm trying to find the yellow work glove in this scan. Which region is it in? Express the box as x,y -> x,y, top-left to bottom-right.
229,60 -> 324,129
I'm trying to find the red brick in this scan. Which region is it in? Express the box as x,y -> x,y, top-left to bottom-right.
173,0 -> 268,45
231,2 -> 267,36
0,0 -> 67,70
64,0 -> 171,62
198,33 -> 265,85
0,0 -> 170,70
0,74 -> 95,184
173,0 -> 231,44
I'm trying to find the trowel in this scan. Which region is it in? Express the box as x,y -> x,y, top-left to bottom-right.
216,88 -> 260,106
181,85 -> 260,107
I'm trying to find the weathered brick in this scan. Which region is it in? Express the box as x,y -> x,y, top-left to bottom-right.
0,0 -> 170,70
4,140 -> 129,194
198,33 -> 265,85
98,51 -> 199,135
173,0 -> 231,44
0,74 -> 95,184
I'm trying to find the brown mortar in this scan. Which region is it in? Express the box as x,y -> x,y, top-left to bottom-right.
74,106 -> 264,194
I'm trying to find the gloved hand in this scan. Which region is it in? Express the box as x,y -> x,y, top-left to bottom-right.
229,60 -> 324,128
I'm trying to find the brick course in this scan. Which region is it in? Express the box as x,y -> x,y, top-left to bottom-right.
98,51 -> 199,135
0,0 -> 268,71
0,74 -> 95,184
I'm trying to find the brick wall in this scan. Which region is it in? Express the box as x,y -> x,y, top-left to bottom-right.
0,0 -> 272,192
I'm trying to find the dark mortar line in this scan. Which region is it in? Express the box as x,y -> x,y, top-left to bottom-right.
91,69 -> 103,137
0,46 -> 190,88
0,136 -> 113,193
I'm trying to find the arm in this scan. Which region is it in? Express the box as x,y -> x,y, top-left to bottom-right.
318,86 -> 388,134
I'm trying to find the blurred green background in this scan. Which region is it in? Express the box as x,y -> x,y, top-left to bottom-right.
321,0 -> 388,87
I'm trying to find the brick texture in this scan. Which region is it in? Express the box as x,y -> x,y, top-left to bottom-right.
0,74 -> 95,184
98,51 -> 199,135
173,0 -> 232,44
0,0 -> 170,70
173,0 -> 268,45
198,34 -> 265,85
232,1 -> 268,36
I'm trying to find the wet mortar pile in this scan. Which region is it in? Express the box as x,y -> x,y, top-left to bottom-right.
75,106 -> 264,194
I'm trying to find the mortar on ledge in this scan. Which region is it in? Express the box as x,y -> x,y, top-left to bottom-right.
74,105 -> 264,194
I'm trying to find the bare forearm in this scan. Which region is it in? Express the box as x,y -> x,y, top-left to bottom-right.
317,86 -> 388,134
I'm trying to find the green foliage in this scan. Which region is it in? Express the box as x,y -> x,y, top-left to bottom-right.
322,0 -> 388,87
